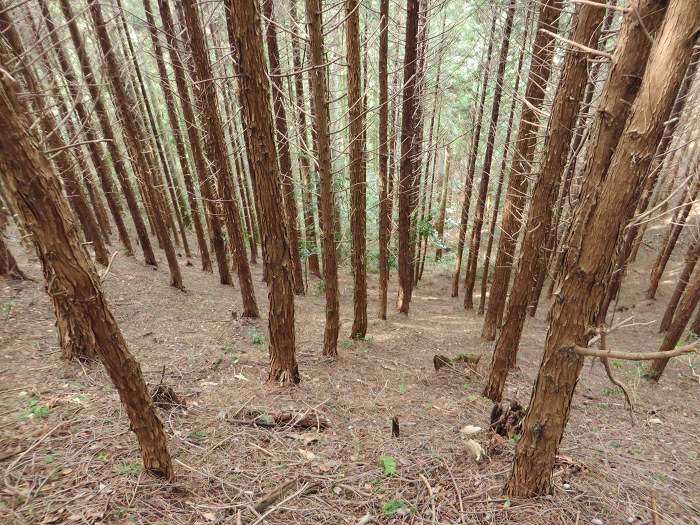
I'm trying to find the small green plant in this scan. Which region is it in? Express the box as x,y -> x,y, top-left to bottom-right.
188,430 -> 208,441
612,360 -> 623,369
255,414 -> 274,425
510,433 -> 521,444
398,383 -> 407,394
315,280 -> 326,294
652,472 -> 667,483
463,382 -> 471,390
223,345 -> 235,355
114,461 -> 143,476
20,397 -> 49,420
603,387 -> 623,397
379,455 -> 397,476
96,452 -> 109,462
341,339 -> 354,350
45,453 -> 56,464
249,330 -> 265,346
2,299 -> 16,318
382,499 -> 413,516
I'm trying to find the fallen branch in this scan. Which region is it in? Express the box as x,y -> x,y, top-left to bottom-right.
599,329 -> 634,425
566,342 -> 698,360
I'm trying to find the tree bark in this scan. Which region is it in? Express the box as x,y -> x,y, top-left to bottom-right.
434,147 -> 452,262
463,0 -> 517,310
377,0 -> 391,318
263,0 -> 305,296
88,1 -> 183,289
507,0 -> 695,497
481,0 -> 560,334
659,236 -> 700,333
229,1 -> 300,384
396,0 -> 421,314
157,0 -> 232,285
345,0 -> 368,336
0,73 -> 173,478
305,0 -> 340,355
482,3 -> 605,402
183,0 -> 257,315
143,0 -> 212,272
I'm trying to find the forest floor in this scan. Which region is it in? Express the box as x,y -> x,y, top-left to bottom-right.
1,227 -> 699,525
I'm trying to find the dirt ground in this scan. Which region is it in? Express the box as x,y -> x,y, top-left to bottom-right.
1,225 -> 699,525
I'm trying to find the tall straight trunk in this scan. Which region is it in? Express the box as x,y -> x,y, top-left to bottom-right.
477,5 -> 531,315
450,18 -> 497,298
434,147 -> 451,261
377,0 -> 391,318
182,0 -> 258,316
143,0 -> 211,271
262,0 -> 305,295
231,129 -> 259,262
647,176 -> 700,299
463,0 -> 517,310
290,0 -> 321,278
306,0 -> 340,355
649,247 -> 700,381
0,232 -> 27,280
395,0 -> 421,314
58,0 -> 155,267
115,0 -> 189,258
0,12 -> 110,268
229,1 -> 299,384
157,0 -> 231,285
345,0 -> 368,336
483,3 -> 605,402
659,236 -> 700,332
507,0 -> 695,497
88,1 -> 183,288
481,0 -> 560,334
38,0 -> 133,256
0,72 -> 173,478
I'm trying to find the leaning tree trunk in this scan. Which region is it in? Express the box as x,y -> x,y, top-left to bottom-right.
229,1 -> 300,384
659,236 -> 700,332
507,0 -> 695,497
157,0 -> 232,285
462,0 -> 516,310
345,0 -> 368,336
143,0 -> 212,272
88,1 -> 183,289
306,0 -> 340,356
0,234 -> 27,280
481,0 -> 560,338
0,74 -> 173,479
183,0 -> 259,315
450,18 -> 496,298
58,0 -> 156,267
263,0 -> 305,296
482,2 -> 605,402
377,0 -> 391,318
395,0 -> 421,314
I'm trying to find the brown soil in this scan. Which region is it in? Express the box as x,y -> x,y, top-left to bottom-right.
1,226 -> 698,525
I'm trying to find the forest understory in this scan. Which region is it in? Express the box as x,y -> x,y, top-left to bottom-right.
1,225 -> 698,525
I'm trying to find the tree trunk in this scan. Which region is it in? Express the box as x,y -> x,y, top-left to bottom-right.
0,73 -> 173,478
183,0 -> 257,315
306,0 -> 340,355
0,233 -> 27,280
229,1 -> 300,384
377,0 -> 391,318
434,147 -> 452,262
290,0 -> 321,279
88,1 -> 183,289
463,0 -> 516,310
482,3 -> 606,402
481,0 -> 560,335
143,0 -> 211,272
157,0 -> 232,285
57,0 -> 156,267
345,0 -> 368,337
395,0 -> 421,314
450,19 -> 496,298
263,0 -> 305,296
507,0 -> 695,497
659,236 -> 700,332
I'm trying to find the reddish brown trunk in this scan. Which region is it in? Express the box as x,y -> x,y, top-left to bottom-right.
157,0 -> 231,285
507,0 -> 692,497
659,236 -> 700,333
463,0 -> 517,310
377,0 -> 391,318
229,1 -> 299,384
183,0 -> 257,315
263,0 -> 305,296
481,0 -> 560,334
306,0 -> 340,355
0,234 -> 27,280
143,0 -> 211,271
396,0 -> 421,314
483,3 -> 605,402
434,147 -> 451,262
88,1 -> 183,289
0,73 -> 173,478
